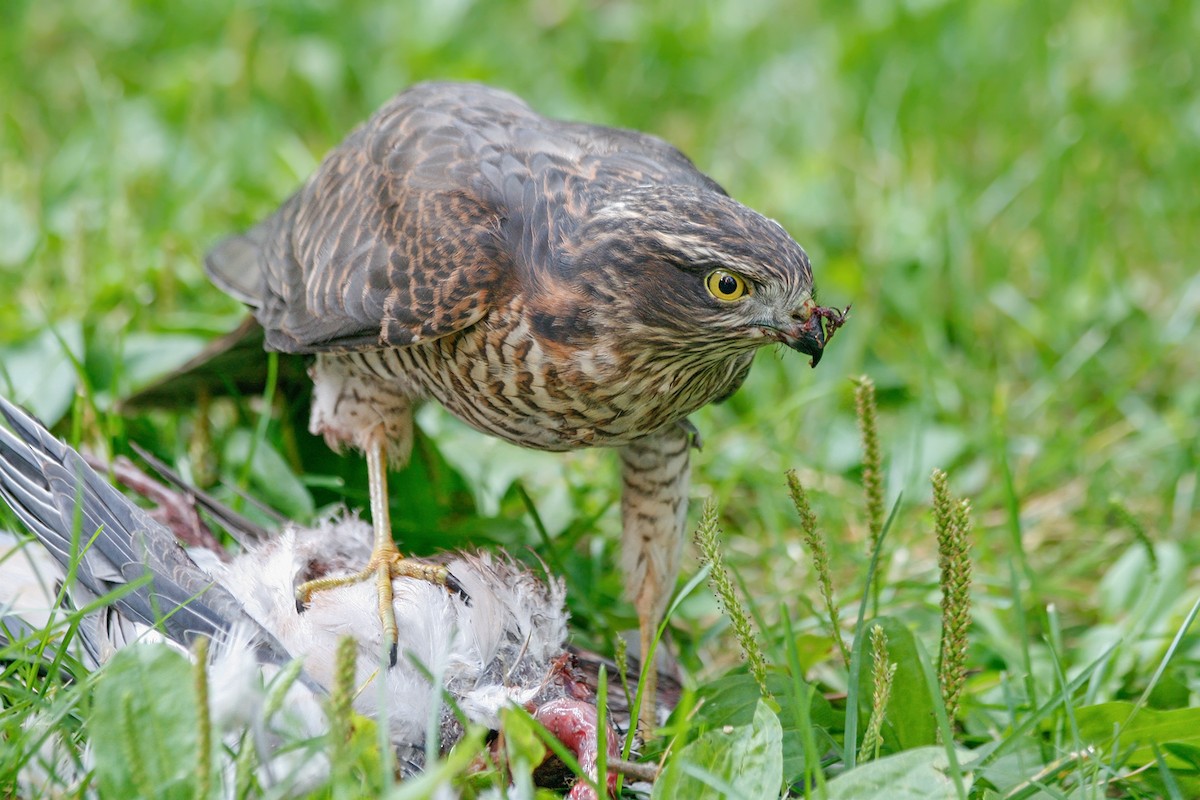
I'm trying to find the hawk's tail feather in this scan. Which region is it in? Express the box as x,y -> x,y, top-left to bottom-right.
204,225 -> 268,307
116,315 -> 309,410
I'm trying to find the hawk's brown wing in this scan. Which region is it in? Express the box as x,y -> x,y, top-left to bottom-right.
206,82 -> 722,354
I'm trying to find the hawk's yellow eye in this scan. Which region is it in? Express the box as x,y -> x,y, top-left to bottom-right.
705,269 -> 748,301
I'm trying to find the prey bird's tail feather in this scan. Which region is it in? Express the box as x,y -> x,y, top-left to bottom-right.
0,397 -> 288,661
127,441 -> 275,547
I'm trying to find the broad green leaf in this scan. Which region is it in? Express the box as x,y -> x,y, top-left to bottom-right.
0,195 -> 38,267
90,644 -> 198,800
1076,702 -> 1200,768
855,617 -> 939,752
825,746 -> 972,799
117,332 -> 208,392
501,705 -> 548,769
974,739 -> 1058,797
688,670 -> 835,784
654,699 -> 783,800
0,323 -> 83,426
1099,542 -> 1186,630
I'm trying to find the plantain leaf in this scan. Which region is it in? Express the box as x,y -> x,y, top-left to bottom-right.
687,670 -> 835,784
654,699 -> 782,799
224,428 -> 314,520
90,644 -> 198,800
0,323 -> 83,427
1077,702 -> 1200,769
825,746 -> 972,799
855,616 -> 939,752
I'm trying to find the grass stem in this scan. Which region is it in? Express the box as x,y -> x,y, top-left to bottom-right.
693,498 -> 772,699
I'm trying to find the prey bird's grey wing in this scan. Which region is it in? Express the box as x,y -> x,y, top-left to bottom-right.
206,81 -> 724,354
0,397 -> 288,660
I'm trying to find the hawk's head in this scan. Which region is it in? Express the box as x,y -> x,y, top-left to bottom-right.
560,185 -> 847,367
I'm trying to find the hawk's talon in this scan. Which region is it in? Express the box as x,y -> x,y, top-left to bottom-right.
445,572 -> 471,605
675,418 -> 703,451
294,547 -> 465,669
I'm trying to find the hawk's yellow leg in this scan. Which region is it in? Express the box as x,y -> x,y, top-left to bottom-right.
294,438 -> 468,665
620,424 -> 692,738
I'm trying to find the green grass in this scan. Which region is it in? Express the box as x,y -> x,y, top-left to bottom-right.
2,0 -> 1198,796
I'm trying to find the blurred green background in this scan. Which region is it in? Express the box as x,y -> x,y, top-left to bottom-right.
1,0 -> 1197,667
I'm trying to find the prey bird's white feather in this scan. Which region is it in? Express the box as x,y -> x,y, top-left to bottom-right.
219,517 -> 569,745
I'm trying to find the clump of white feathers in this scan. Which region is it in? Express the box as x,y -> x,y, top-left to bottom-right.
220,519 -> 571,754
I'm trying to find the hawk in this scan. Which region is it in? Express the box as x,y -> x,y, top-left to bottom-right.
205,82 -> 846,730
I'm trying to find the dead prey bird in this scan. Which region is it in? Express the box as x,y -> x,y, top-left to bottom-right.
0,397 -> 619,798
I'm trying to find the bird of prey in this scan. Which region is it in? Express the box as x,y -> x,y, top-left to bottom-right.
0,397 -> 619,798
205,81 -> 848,729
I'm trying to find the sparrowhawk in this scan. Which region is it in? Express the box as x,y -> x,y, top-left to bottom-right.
204,82 -> 847,731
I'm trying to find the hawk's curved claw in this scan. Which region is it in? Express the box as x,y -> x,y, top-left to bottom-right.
445,572 -> 471,606
675,418 -> 703,451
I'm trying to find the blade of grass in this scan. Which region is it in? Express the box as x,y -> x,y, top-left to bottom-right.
514,704 -> 603,799
1152,742 -> 1184,800
993,396 -> 1041,730
597,664 -> 609,798
912,635 -> 968,799
842,491 -> 901,771
235,349 -> 279,503
1119,593 -> 1200,735
623,562 -> 712,760
1000,748 -> 1096,800
515,481 -> 567,577
1044,605 -> 1084,766
973,643 -> 1117,768
782,605 -> 826,799
388,728 -> 488,800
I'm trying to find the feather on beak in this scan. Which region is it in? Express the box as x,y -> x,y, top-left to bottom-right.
773,302 -> 851,367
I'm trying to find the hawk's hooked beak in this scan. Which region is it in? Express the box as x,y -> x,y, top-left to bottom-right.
773,300 -> 851,368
